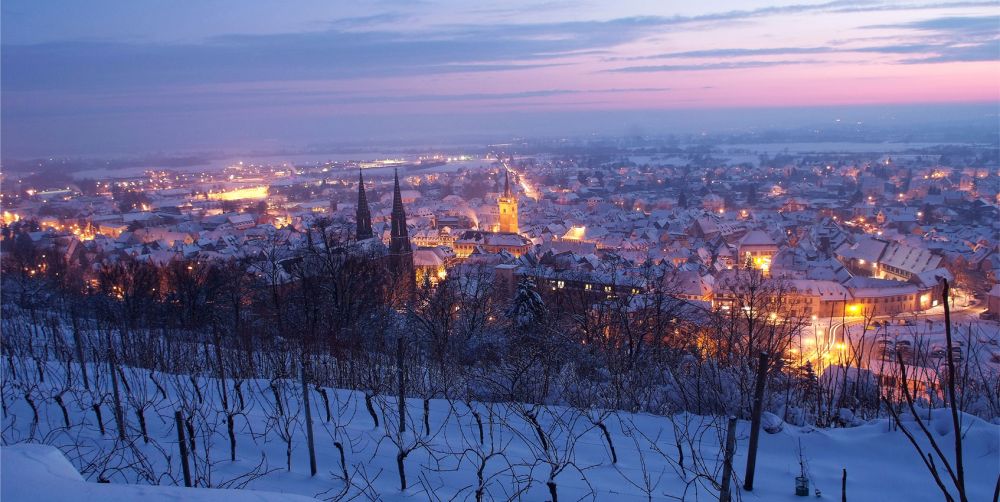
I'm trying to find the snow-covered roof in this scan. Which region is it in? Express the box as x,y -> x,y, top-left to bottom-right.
739,229 -> 777,247
880,242 -> 942,275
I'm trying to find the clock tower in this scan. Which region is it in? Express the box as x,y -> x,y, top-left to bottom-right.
497,169 -> 519,234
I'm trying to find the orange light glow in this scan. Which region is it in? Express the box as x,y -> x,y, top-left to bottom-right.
208,186 -> 269,201
563,226 -> 586,241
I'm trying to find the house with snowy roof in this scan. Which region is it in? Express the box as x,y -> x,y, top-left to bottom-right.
877,242 -> 942,282
453,230 -> 532,259
737,229 -> 779,270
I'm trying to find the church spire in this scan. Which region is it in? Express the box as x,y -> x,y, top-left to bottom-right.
356,169 -> 374,240
497,167 -> 519,234
389,168 -> 411,255
388,168 -> 414,299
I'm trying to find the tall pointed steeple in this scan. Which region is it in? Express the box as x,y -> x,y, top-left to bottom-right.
356,170 -> 374,240
388,168 -> 414,298
497,167 -> 519,234
389,168 -> 411,254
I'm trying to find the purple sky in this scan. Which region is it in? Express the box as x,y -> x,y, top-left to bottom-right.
2,1 -> 998,157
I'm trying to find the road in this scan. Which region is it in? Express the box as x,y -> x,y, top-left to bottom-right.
803,298 -> 998,376
494,152 -> 539,201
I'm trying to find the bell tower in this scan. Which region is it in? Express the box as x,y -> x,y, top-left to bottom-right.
388,169 -> 414,296
356,170 -> 374,241
497,169 -> 519,234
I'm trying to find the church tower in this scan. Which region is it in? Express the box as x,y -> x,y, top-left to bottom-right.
497,169 -> 519,234
356,170 -> 374,240
389,169 -> 414,292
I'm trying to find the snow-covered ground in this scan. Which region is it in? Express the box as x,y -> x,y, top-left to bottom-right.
2,357 -> 997,501
2,443 -> 316,501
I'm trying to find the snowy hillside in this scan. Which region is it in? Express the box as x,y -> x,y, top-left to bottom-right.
2,357 -> 997,501
2,443 -> 317,501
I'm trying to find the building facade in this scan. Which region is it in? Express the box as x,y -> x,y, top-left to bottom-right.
498,170 -> 519,234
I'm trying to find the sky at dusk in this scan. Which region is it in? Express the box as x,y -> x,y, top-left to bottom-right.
2,0 -> 998,157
